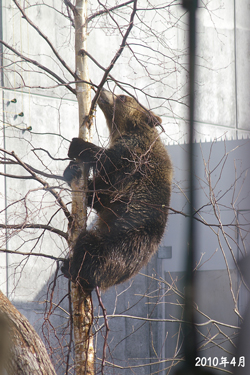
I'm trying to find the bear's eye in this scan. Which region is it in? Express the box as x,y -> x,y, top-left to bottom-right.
119,95 -> 126,102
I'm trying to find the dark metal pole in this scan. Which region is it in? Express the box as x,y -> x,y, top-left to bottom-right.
175,1 -> 199,374
0,0 -> 10,298
175,2 -> 215,374
175,2 -> 214,374
182,0 -> 198,370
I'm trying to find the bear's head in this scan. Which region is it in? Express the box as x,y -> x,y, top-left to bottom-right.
98,89 -> 162,137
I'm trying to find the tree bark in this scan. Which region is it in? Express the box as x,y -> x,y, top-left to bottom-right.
0,290 -> 57,375
69,1 -> 95,374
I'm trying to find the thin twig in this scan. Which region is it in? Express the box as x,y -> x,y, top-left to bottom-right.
88,0 -> 134,22
82,0 -> 138,127
0,248 -> 64,261
96,286 -> 110,374
0,40 -> 76,95
0,223 -> 68,239
10,150 -> 72,223
13,0 -> 77,80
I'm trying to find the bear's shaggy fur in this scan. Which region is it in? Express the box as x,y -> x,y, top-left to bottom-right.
62,89 -> 172,291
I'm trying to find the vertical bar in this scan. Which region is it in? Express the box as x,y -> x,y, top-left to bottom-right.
0,0 -> 9,298
184,0 -> 198,368
177,3 -> 217,374
176,0 -> 198,373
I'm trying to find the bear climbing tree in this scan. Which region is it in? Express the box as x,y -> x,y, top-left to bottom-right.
62,89 -> 172,291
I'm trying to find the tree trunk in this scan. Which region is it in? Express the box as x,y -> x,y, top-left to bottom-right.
69,1 -> 95,374
0,290 -> 57,375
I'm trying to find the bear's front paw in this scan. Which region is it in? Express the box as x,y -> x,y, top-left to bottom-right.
61,259 -> 71,280
63,161 -> 82,185
68,138 -> 89,159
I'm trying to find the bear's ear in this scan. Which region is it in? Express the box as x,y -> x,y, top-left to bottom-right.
129,110 -> 162,130
145,111 -> 162,128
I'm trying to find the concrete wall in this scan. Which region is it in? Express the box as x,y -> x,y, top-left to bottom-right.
1,1 -> 250,374
159,139 -> 250,373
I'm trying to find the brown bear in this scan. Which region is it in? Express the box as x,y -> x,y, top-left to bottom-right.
62,89 -> 172,291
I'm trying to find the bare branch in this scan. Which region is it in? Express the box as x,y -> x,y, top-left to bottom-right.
84,0 -> 138,125
96,287 -> 110,374
2,149 -> 72,225
0,40 -> 76,95
0,223 -> 68,240
13,0 -> 77,80
88,0 -> 135,22
0,248 -> 64,262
